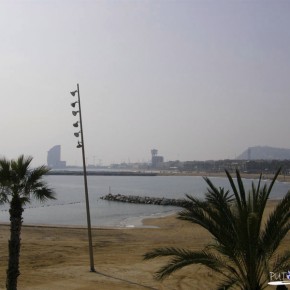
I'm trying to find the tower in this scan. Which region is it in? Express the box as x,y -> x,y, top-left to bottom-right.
47,145 -> 66,168
151,149 -> 164,168
151,149 -> 158,158
248,148 -> 251,160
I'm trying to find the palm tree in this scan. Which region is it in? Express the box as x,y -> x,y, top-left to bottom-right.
0,155 -> 55,290
144,169 -> 290,290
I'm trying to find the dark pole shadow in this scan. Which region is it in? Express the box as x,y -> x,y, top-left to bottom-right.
94,270 -> 158,290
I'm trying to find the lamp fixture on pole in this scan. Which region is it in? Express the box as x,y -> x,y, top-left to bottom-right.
70,84 -> 95,272
74,131 -> 81,137
71,101 -> 78,108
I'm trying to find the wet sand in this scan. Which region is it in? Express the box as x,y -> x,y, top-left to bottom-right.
0,200 -> 288,290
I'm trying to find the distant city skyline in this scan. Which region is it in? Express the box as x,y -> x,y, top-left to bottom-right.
46,144 -> 290,168
1,1 -> 290,167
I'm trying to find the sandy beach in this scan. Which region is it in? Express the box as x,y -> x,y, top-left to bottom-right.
0,200 -> 288,290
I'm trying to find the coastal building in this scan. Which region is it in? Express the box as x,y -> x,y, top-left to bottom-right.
151,149 -> 164,168
47,145 -> 66,169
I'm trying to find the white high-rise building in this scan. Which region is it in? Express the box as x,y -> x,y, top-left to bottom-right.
47,145 -> 66,168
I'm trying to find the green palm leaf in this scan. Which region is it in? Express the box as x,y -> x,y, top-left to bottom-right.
0,155 -> 56,290
144,169 -> 290,290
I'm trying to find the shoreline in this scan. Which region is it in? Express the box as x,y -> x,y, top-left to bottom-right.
158,171 -> 290,182
0,173 -> 287,230
0,199 -> 282,230
47,170 -> 290,183
0,200 -> 287,290
0,210 -> 179,230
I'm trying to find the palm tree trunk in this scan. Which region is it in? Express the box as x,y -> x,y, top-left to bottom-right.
6,196 -> 23,290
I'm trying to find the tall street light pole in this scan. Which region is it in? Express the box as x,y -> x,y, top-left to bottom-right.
70,83 -> 96,272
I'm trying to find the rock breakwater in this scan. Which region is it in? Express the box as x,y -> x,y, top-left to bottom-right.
100,193 -> 186,207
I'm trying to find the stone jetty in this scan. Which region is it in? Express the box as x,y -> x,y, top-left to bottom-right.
47,170 -> 157,176
100,193 -> 187,207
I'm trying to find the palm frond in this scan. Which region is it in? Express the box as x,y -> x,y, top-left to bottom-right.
203,176 -> 234,202
267,168 -> 282,197
144,168 -> 289,289
0,191 -> 8,204
0,158 -> 11,186
28,165 -> 50,184
33,187 -> 56,202
225,170 -> 243,213
261,191 -> 290,254
235,169 -> 247,209
256,168 -> 282,221
271,252 -> 290,272
145,248 -> 238,281
11,155 -> 33,180
178,201 -> 236,249
216,276 -> 240,290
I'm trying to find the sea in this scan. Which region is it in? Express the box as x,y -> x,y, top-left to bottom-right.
0,175 -> 289,228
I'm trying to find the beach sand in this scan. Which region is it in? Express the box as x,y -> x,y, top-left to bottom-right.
0,201 -> 288,290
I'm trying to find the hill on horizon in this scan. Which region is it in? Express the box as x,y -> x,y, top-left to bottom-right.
237,146 -> 290,160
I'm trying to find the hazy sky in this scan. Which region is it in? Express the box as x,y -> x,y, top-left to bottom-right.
1,0 -> 290,166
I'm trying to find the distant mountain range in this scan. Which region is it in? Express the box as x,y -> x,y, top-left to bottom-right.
237,146 -> 290,160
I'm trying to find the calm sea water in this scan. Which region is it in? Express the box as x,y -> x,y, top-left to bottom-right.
0,175 -> 289,227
